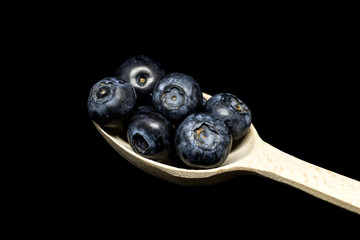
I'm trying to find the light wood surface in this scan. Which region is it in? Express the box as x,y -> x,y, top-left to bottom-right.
94,93 -> 360,214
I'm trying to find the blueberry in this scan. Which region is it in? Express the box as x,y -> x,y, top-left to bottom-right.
127,111 -> 172,160
205,93 -> 251,140
88,77 -> 137,127
175,113 -> 232,169
115,55 -> 165,104
152,73 -> 203,123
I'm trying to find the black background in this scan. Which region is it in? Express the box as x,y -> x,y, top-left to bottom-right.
16,4 -> 359,236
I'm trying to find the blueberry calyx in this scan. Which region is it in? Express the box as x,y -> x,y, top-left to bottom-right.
193,123 -> 219,150
228,96 -> 249,113
129,66 -> 152,87
161,84 -> 185,110
92,82 -> 115,104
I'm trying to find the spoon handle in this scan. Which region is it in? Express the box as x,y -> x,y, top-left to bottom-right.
251,141 -> 360,214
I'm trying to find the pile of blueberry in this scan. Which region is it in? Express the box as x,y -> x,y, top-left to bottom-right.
88,55 -> 251,169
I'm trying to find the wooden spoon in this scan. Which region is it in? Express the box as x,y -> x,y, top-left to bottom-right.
93,93 -> 360,214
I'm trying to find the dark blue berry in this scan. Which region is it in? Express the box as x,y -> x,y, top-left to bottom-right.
175,113 -> 232,169
205,93 -> 251,140
88,77 -> 137,127
127,111 -> 172,160
152,73 -> 203,123
115,55 -> 165,104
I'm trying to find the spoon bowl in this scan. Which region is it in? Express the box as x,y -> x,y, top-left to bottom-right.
94,93 -> 360,214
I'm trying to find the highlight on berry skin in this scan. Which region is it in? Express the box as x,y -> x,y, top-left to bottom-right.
115,55 -> 165,103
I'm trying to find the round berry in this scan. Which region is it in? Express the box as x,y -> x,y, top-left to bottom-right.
127,111 -> 172,160
88,77 -> 137,127
152,73 -> 203,123
175,113 -> 232,169
115,55 -> 165,103
205,93 -> 251,140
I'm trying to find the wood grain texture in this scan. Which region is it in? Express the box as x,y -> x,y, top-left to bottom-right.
233,139 -> 360,214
